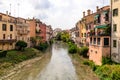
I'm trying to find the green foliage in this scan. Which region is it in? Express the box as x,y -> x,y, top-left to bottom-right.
15,40 -> 27,51
83,60 -> 99,71
49,39 -> 54,45
95,65 -> 120,80
6,48 -> 36,63
35,42 -> 48,51
79,47 -> 89,58
56,31 -> 70,42
68,44 -> 77,54
0,51 -> 7,58
105,26 -> 111,35
68,42 -> 77,54
30,37 -> 37,47
56,32 -> 62,40
102,57 -> 113,65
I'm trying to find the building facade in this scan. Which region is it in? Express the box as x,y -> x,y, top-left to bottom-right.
0,12 -> 16,50
89,6 -> 111,65
46,25 -> 53,42
16,17 -> 30,47
111,0 -> 120,63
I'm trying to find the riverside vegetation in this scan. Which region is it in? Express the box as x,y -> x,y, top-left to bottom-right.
0,40 -> 50,77
56,31 -> 120,80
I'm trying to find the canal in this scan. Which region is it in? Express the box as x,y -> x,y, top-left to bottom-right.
9,42 -> 78,80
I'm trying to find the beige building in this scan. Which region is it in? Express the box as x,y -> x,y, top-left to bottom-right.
16,18 -> 30,47
46,25 -> 53,42
111,0 -> 120,63
0,12 -> 16,50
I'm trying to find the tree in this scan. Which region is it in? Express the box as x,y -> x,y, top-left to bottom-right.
30,37 -> 37,47
56,32 -> 62,40
15,40 -> 27,51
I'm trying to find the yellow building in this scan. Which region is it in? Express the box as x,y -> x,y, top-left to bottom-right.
80,15 -> 87,46
0,12 -> 16,50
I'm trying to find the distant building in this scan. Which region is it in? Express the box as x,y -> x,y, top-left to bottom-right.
46,25 -> 53,42
53,28 -> 62,37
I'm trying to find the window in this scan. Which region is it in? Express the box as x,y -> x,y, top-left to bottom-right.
84,33 -> 86,37
113,8 -> 118,16
90,37 -> 92,44
0,15 -> 2,21
10,34 -> 12,39
97,38 -> 100,45
104,38 -> 109,46
2,24 -> 6,31
113,40 -> 117,48
97,14 -> 101,23
94,38 -> 96,44
3,34 -> 5,39
91,50 -> 93,52
82,33 -> 83,37
114,0 -> 119,2
10,25 -> 13,31
105,12 -> 109,21
113,24 -> 117,32
95,51 -> 97,54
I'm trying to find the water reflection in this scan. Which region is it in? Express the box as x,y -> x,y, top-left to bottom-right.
35,42 -> 77,80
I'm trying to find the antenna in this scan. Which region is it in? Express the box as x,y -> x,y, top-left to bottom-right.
103,0 -> 104,6
10,4 -> 11,15
17,3 -> 20,17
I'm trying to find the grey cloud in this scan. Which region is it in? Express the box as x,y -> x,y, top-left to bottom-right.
37,13 -> 48,20
35,0 -> 51,9
0,1 -> 2,5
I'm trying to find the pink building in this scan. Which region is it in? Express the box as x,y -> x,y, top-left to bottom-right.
39,22 -> 46,42
89,6 -> 111,65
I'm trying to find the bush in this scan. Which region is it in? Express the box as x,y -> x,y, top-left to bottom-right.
68,42 -> 77,54
79,47 -> 89,58
35,42 -> 48,51
0,51 -> 7,58
102,57 -> 113,65
68,45 -> 77,54
83,60 -> 98,71
6,48 -> 36,63
95,65 -> 120,80
15,40 -> 27,51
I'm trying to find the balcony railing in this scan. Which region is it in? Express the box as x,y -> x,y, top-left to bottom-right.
18,30 -> 29,35
90,31 -> 110,36
0,39 -> 16,43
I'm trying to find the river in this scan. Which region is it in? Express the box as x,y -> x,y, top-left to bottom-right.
9,42 -> 78,80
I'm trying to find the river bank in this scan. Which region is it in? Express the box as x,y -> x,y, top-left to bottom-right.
0,48 -> 52,80
70,53 -> 100,80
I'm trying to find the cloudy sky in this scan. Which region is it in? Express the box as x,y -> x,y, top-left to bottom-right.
0,0 -> 110,30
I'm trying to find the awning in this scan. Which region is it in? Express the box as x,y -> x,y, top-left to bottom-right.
94,14 -> 99,19
95,25 -> 108,29
103,11 -> 108,15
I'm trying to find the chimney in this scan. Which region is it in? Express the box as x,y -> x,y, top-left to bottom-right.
6,11 -> 8,15
83,11 -> 85,17
87,9 -> 91,15
9,12 -> 11,16
96,6 -> 99,12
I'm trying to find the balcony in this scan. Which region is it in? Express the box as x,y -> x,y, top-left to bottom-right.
0,39 -> 16,43
90,25 -> 111,37
18,30 -> 29,35
16,23 -> 28,27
